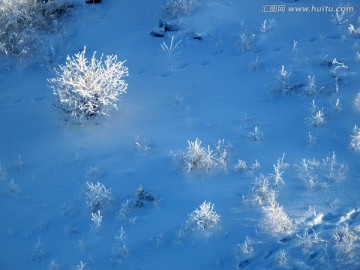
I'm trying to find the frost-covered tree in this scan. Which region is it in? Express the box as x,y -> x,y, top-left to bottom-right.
49,47 -> 129,124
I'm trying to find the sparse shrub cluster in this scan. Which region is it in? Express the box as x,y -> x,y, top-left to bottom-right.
243,154 -> 294,235
244,152 -> 347,238
0,0 -> 72,59
49,47 -> 129,124
171,138 -> 230,174
296,152 -> 347,190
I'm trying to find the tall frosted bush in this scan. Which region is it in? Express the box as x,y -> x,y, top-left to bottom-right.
49,47 -> 129,124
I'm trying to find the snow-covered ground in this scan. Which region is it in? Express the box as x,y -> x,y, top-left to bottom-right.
1,0 -> 360,269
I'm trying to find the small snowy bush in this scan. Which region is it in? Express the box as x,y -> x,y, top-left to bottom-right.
236,237 -> 254,259
261,194 -> 293,235
239,33 -> 256,53
161,0 -> 197,19
85,181 -> 113,212
271,153 -> 288,187
112,227 -> 129,263
49,47 -> 129,124
248,126 -> 263,141
354,92 -> 360,110
161,35 -> 182,66
259,18 -> 276,33
307,100 -> 325,128
249,174 -> 274,205
90,210 -> 102,234
305,75 -> 318,96
333,224 -> 359,266
351,125 -> 360,150
0,0 -> 72,59
172,138 -> 230,174
188,201 -> 221,230
276,249 -> 289,268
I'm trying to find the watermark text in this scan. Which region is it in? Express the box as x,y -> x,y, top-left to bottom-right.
261,5 -> 354,13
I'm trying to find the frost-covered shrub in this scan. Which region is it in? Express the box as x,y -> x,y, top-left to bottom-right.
85,181 -> 113,212
161,35 -> 182,66
305,75 -> 318,96
135,185 -> 157,207
49,47 -> 129,124
249,174 -> 274,205
161,0 -> 197,19
7,179 -> 20,195
354,92 -> 360,110
309,109 -> 325,127
270,64 -> 299,96
306,100 -> 325,128
351,125 -> 360,150
259,18 -> 276,33
235,159 -> 247,172
271,153 -> 288,187
90,210 -> 102,234
276,249 -> 289,268
248,126 -> 263,141
0,0 -> 72,59
188,201 -> 221,230
239,33 -> 256,53
295,152 -> 347,191
31,237 -> 47,261
333,224 -> 359,266
296,227 -> 324,253
278,65 -> 291,92
236,237 -> 254,260
112,227 -> 129,264
115,186 -> 158,223
323,152 -> 347,182
116,199 -> 133,222
261,194 -> 293,235
172,138 -> 230,174
133,136 -> 152,155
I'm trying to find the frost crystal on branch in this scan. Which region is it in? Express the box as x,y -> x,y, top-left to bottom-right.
49,47 -> 128,123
